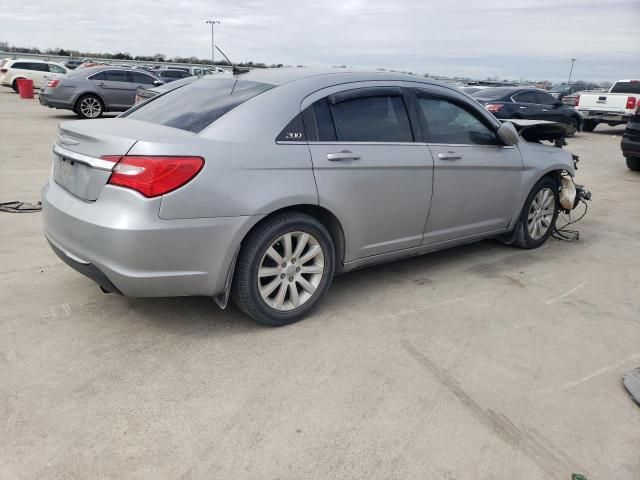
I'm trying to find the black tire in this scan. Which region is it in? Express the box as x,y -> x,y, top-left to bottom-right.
231,212 -> 335,326
627,157 -> 640,171
11,78 -> 24,93
565,116 -> 579,137
582,120 -> 597,132
501,177 -> 559,249
74,94 -> 104,119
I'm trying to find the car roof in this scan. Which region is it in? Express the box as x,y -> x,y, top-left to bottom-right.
9,58 -> 56,64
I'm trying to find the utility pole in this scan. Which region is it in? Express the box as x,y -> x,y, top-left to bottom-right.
206,19 -> 221,68
568,58 -> 577,84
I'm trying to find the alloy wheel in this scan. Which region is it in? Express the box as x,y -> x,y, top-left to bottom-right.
80,97 -> 101,118
257,231 -> 325,311
527,188 -> 555,240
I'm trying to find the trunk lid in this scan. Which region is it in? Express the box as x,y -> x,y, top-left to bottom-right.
52,118 -> 195,201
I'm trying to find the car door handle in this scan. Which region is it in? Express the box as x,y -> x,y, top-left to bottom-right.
519,106 -> 527,109
97,82 -> 106,87
542,109 -> 549,112
438,151 -> 462,161
327,151 -> 361,161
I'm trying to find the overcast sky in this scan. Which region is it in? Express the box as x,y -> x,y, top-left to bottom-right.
1,0 -> 639,81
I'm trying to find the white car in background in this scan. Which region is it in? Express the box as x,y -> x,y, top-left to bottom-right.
0,59 -> 68,92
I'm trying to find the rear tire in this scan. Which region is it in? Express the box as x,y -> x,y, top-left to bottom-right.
501,177 -> 559,249
582,120 -> 597,132
627,157 -> 640,171
565,116 -> 579,137
232,212 -> 335,326
75,94 -> 104,119
11,78 -> 24,93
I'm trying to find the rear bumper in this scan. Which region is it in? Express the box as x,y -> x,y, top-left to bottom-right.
42,180 -> 260,297
577,109 -> 631,123
39,92 -> 73,109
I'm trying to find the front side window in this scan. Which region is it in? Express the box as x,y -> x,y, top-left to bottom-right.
313,91 -> 413,142
131,72 -> 156,85
535,92 -> 558,105
417,95 -> 499,146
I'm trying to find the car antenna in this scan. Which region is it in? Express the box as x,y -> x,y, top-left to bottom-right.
215,45 -> 250,75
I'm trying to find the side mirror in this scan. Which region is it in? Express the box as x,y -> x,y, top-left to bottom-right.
497,122 -> 520,146
153,80 -> 164,87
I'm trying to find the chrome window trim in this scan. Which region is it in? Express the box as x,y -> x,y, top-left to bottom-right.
426,143 -> 515,149
306,141 -> 427,146
53,144 -> 116,171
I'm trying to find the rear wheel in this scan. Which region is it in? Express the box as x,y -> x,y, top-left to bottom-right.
75,94 -> 103,119
582,120 -> 597,132
627,157 -> 640,171
232,212 -> 335,326
501,177 -> 559,249
11,78 -> 25,93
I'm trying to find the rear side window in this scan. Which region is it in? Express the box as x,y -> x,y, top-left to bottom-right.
124,79 -> 274,133
610,82 -> 640,94
417,95 -> 499,146
104,70 -> 130,82
12,62 -> 32,70
313,92 -> 413,142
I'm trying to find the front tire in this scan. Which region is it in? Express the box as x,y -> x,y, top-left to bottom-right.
565,116 -> 579,137
503,177 -> 559,249
627,157 -> 640,171
232,212 -> 335,326
75,94 -> 104,119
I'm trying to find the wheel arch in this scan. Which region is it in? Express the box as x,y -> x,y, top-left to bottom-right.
73,91 -> 105,113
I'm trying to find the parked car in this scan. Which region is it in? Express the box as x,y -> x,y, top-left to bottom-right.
42,69 -> 587,326
548,84 -> 580,101
39,66 -> 163,118
64,59 -> 84,70
134,75 -> 199,104
621,107 -> 640,171
575,80 -> 640,131
0,59 -> 68,92
472,87 -> 582,135
155,69 -> 193,83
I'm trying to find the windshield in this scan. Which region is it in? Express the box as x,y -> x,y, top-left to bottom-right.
610,81 -> 640,94
124,78 -> 274,133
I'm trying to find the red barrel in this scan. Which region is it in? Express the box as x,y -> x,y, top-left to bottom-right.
17,78 -> 34,99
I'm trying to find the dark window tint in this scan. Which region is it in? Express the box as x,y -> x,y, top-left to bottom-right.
104,70 -> 130,82
472,87 -> 514,100
417,96 -> 498,145
12,62 -> 30,70
276,113 -> 306,142
324,95 -> 412,142
49,64 -> 66,74
535,92 -> 558,105
124,79 -> 274,133
89,71 -> 106,80
610,81 -> 640,94
131,72 -> 156,84
313,99 -> 337,141
513,91 -> 538,103
32,63 -> 49,72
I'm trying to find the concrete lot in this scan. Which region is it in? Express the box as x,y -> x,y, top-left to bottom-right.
1,89 -> 639,480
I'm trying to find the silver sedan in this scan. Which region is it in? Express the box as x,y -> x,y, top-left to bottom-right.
42,69 -> 583,325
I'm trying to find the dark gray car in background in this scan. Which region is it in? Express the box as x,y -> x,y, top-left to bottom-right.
39,66 -> 163,119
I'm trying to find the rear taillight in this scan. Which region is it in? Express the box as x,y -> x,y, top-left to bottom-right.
0,68 -> 7,74
574,95 -> 580,107
46,79 -> 60,88
485,103 -> 503,113
626,96 -> 637,110
104,156 -> 204,198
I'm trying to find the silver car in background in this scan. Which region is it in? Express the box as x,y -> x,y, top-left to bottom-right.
42,69 -> 583,326
39,66 -> 163,119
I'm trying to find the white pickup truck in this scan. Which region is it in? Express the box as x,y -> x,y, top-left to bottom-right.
575,80 -> 640,131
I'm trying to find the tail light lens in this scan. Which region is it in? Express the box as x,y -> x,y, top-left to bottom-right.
46,79 -> 60,88
574,95 -> 580,107
0,68 -> 7,74
485,103 -> 503,113
104,156 -> 204,198
626,96 -> 637,110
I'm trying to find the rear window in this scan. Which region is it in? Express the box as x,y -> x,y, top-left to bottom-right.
472,87 -> 514,100
610,82 -> 640,94
124,78 -> 274,133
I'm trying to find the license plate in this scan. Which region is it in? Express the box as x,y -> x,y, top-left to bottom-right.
59,158 -> 74,180
54,157 -> 76,192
